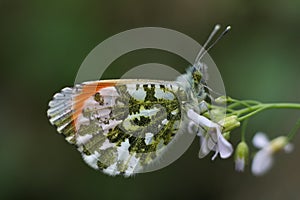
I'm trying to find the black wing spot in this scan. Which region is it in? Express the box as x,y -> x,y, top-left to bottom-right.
94,92 -> 104,105
132,116 -> 151,126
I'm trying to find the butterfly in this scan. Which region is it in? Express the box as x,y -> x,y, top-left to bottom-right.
47,25 -> 231,176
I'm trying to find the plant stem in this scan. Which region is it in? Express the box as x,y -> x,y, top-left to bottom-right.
287,119 -> 300,141
241,119 -> 248,142
231,103 -> 300,122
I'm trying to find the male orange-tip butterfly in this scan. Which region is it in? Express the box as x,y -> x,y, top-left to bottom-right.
47,25 -> 231,176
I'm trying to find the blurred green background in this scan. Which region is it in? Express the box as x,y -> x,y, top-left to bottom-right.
1,0 -> 300,199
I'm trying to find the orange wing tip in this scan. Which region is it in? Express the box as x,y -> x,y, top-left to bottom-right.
48,81 -> 118,143
72,81 -> 117,125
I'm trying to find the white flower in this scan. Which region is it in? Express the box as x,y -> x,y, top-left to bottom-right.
251,132 -> 293,176
187,109 -> 233,160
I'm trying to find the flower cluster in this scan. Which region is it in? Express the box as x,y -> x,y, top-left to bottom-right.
187,96 -> 300,176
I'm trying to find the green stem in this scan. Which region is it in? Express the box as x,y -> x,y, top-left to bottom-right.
227,98 -> 261,108
231,103 -> 300,122
265,103 -> 300,109
241,119 -> 248,142
287,119 -> 300,141
238,107 -> 268,121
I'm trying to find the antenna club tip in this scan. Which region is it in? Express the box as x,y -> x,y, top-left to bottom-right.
215,24 -> 221,30
226,26 -> 232,30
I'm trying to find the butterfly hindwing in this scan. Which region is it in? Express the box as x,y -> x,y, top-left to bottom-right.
47,79 -> 188,176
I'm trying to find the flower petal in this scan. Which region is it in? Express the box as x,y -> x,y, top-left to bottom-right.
251,148 -> 273,176
253,132 -> 270,149
235,158 -> 245,172
206,135 -> 217,151
198,135 -> 211,158
187,121 -> 196,134
284,143 -> 294,153
187,109 -> 217,128
217,130 -> 233,159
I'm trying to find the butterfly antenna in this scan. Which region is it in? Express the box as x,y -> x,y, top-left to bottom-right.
195,25 -> 231,64
194,24 -> 221,64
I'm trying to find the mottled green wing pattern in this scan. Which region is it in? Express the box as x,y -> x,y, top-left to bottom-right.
48,80 -> 188,176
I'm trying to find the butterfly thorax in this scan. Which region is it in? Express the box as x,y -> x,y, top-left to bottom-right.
176,63 -> 208,107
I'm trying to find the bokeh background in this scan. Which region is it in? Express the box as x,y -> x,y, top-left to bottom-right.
1,0 -> 300,199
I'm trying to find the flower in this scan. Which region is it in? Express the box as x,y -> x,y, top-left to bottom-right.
251,132 -> 293,176
187,109 -> 233,160
234,141 -> 249,172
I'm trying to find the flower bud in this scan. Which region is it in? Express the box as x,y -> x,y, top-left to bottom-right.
218,115 -> 240,132
215,96 -> 227,104
269,136 -> 289,153
234,141 -> 249,172
222,132 -> 231,140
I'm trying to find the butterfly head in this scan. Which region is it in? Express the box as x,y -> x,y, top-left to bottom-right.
177,25 -> 231,102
